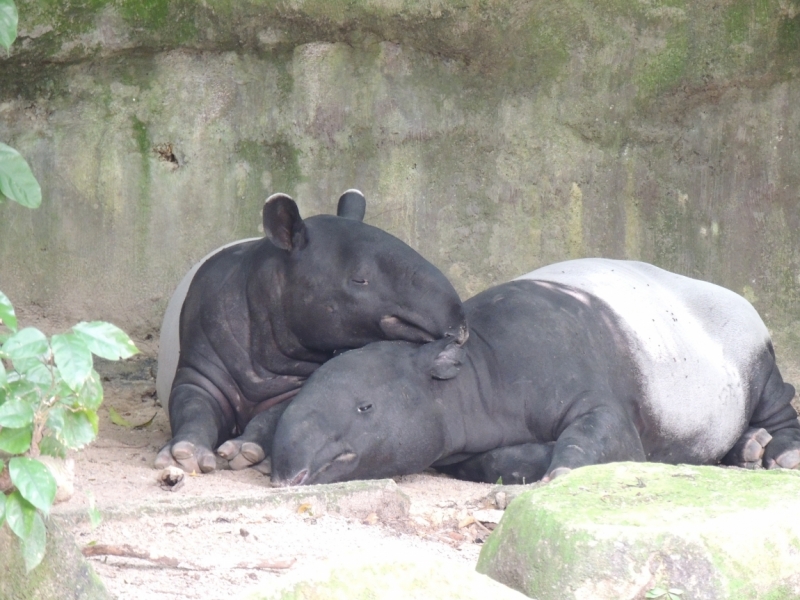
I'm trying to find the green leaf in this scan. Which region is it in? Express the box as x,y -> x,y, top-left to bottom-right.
6,378 -> 46,404
21,510 -> 46,572
72,321 -> 139,360
9,457 -> 56,514
3,327 -> 48,361
0,488 -> 6,526
0,357 -> 6,387
108,406 -> 133,428
0,290 -> 16,332
0,142 -> 41,208
0,426 -> 31,453
75,370 -> 103,411
51,332 -> 93,392
54,407 -> 96,449
4,489 -> 35,539
39,435 -> 66,458
646,589 -> 666,599
0,397 -> 34,428
10,357 -> 51,386
0,0 -> 18,52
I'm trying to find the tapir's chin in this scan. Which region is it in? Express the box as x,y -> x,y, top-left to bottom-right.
447,324 -> 469,346
379,315 -> 437,343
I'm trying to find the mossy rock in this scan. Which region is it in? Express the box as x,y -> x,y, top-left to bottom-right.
0,517 -> 110,600
244,556 -> 528,600
477,462 -> 800,600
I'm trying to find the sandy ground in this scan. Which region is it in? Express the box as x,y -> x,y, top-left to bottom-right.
47,347 -> 509,600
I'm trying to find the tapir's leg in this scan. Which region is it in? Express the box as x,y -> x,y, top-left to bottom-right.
154,381 -> 233,474
544,406 -> 646,481
748,361 -> 800,470
217,402 -> 290,473
435,442 -> 556,484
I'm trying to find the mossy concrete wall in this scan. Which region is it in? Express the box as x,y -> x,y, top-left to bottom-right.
0,1 -> 798,373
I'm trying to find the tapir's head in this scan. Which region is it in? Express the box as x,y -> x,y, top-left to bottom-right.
261,191 -> 467,351
271,338 -> 466,486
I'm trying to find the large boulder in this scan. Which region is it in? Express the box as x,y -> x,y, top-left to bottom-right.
477,462 -> 800,600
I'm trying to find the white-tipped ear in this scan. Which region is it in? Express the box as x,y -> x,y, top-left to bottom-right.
263,193 -> 308,251
337,189 -> 366,221
429,341 -> 466,380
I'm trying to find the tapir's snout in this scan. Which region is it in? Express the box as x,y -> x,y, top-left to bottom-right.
272,468 -> 309,487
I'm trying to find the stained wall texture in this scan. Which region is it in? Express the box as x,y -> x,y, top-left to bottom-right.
0,0 -> 798,371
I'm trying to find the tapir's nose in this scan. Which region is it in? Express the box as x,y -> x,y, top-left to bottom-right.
271,468 -> 308,487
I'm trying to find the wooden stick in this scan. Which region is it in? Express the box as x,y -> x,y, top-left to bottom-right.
82,544 -> 296,571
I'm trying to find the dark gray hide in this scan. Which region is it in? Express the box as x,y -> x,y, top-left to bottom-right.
155,190 -> 467,474
271,258 -> 800,485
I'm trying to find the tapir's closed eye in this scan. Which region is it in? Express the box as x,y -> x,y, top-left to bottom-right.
351,278 -> 368,285
357,403 -> 374,413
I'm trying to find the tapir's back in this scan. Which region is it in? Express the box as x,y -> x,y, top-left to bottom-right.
516,258 -> 771,461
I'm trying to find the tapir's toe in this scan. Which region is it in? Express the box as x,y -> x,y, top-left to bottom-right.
163,440 -> 217,474
217,439 -> 266,471
766,448 -> 800,470
762,426 -> 800,470
722,427 -> 772,468
240,442 -> 266,464
154,444 -> 178,470
217,440 -> 241,461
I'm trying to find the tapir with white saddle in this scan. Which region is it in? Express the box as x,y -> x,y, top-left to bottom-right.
271,259 -> 800,485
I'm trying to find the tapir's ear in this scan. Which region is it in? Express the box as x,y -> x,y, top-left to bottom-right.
263,193 -> 308,251
336,189 -> 366,222
418,339 -> 466,381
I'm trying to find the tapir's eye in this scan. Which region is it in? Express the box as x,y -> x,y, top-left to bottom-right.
351,278 -> 368,285
357,403 -> 373,413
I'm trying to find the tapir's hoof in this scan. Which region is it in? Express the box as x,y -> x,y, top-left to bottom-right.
542,466 -> 572,483
217,440 -> 266,471
722,427 -> 772,468
154,440 -> 217,474
765,448 -> 800,470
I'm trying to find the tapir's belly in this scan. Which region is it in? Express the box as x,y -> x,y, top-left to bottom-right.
517,258 -> 770,462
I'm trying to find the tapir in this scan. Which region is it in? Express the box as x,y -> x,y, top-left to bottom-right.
271,258 -> 800,485
155,190 -> 467,474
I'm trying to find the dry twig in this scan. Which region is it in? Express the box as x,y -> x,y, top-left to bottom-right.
82,544 -> 296,571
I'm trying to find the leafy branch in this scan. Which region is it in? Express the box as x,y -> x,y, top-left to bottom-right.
0,294 -> 138,571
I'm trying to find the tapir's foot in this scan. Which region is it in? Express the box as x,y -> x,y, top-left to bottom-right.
217,439 -> 269,472
154,440 -> 217,474
542,466 -> 572,483
763,427 -> 800,470
722,427 -> 772,469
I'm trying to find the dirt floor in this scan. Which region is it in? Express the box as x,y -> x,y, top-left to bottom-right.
43,333 -> 512,600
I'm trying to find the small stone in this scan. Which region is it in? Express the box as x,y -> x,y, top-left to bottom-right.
472,509 -> 504,524
495,491 -> 508,510
157,466 -> 185,491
